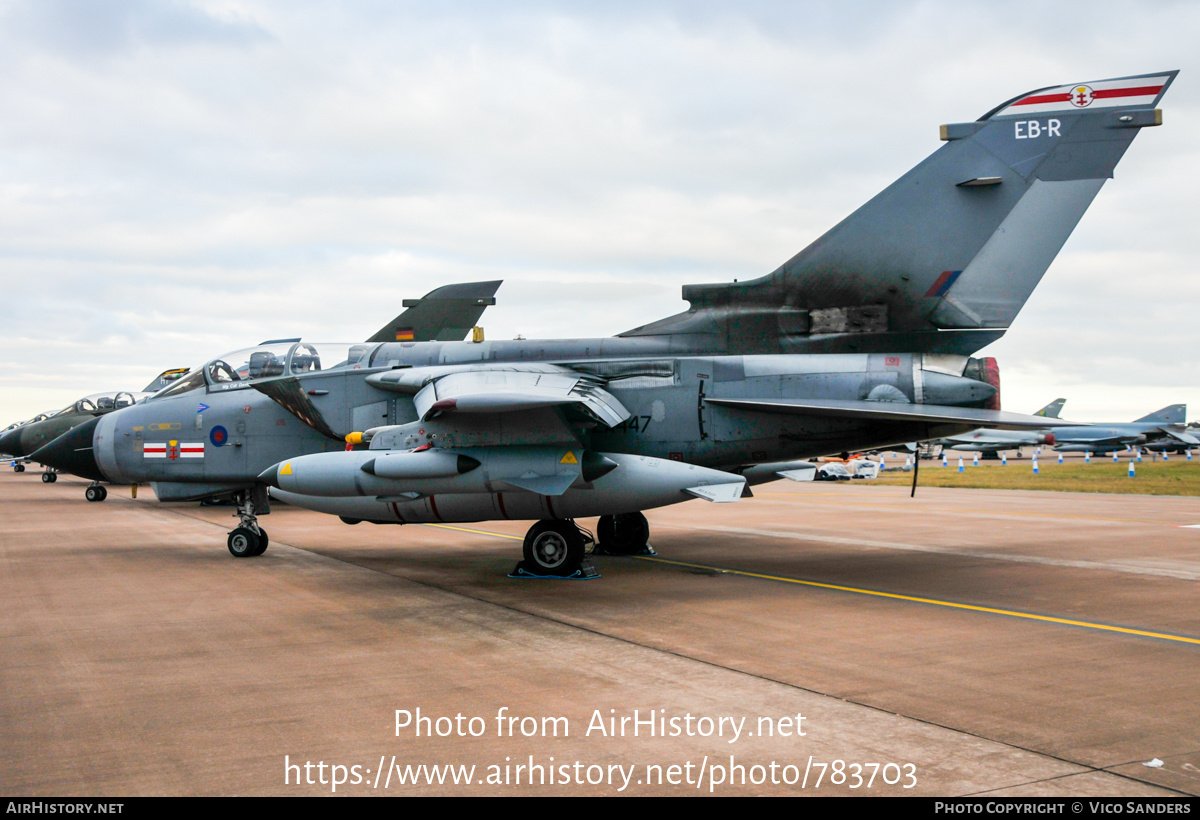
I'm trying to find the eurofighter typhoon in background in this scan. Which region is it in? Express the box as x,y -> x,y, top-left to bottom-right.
35,72 -> 1176,577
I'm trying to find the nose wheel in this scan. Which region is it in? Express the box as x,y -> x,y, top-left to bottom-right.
227,527 -> 269,557
227,487 -> 271,557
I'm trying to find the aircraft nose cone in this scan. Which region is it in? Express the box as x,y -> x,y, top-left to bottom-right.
0,428 -> 25,458
258,463 -> 281,489
29,417 -> 105,482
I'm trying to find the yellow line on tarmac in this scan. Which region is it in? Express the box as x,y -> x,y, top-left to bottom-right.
419,522 -> 1200,645
423,523 -> 524,541
637,556 -> 1200,646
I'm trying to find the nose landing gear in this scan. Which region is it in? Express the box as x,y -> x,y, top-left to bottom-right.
227,487 -> 270,558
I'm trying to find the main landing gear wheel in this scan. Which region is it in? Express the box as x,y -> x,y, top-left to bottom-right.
85,484 -> 108,502
13,464 -> 24,473
41,471 -> 57,484
250,528 -> 269,557
515,520 -> 592,578
596,512 -> 653,556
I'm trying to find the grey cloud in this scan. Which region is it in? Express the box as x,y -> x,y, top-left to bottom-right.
0,1 -> 1198,423
3,0 -> 271,58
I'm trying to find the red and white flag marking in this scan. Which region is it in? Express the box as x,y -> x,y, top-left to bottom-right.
992,74 -> 1171,118
143,441 -> 204,460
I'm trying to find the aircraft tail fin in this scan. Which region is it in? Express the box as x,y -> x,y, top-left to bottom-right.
1034,398 -> 1067,418
623,71 -> 1177,356
367,281 -> 501,343
1134,404 -> 1186,424
142,368 -> 191,393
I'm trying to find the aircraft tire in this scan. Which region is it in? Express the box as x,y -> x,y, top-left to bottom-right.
85,485 -> 107,502
598,512 -> 650,555
523,520 -> 584,575
227,527 -> 260,558
250,529 -> 269,557
14,464 -> 24,473
42,472 -> 56,484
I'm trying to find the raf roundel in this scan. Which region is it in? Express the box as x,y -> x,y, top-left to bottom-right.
210,425 -> 229,447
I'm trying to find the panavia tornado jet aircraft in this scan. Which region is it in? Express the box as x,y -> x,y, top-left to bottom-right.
1048,404 -> 1196,454
34,71 -> 1175,577
934,398 -> 1065,454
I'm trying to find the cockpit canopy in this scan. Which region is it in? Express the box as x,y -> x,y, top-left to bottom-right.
153,342 -> 376,400
71,391 -> 148,414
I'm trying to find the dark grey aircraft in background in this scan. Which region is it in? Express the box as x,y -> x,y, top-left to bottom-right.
4,372 -> 194,480
1048,404 -> 1196,454
3,390 -> 154,484
1,363 -> 190,479
1146,420 -> 1200,454
9,281 -> 501,499
934,398 -> 1065,455
1,414 -> 56,458
36,71 -> 1176,577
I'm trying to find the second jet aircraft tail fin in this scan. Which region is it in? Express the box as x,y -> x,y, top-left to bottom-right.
142,368 -> 191,394
367,281 -> 501,343
623,72 -> 1177,356
1034,398 -> 1067,419
1134,404 -> 1186,424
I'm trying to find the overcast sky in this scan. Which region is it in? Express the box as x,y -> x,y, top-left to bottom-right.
2,0 -> 1197,425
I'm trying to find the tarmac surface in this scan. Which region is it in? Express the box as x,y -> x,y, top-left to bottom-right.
2,469 -> 1199,796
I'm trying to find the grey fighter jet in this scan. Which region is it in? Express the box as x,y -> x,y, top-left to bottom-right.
34,71 -> 1175,577
1146,421 -> 1200,454
1048,404 -> 1196,454
2,370 -> 196,483
934,398 -> 1065,455
2,413 -> 56,461
2,392 -> 150,486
